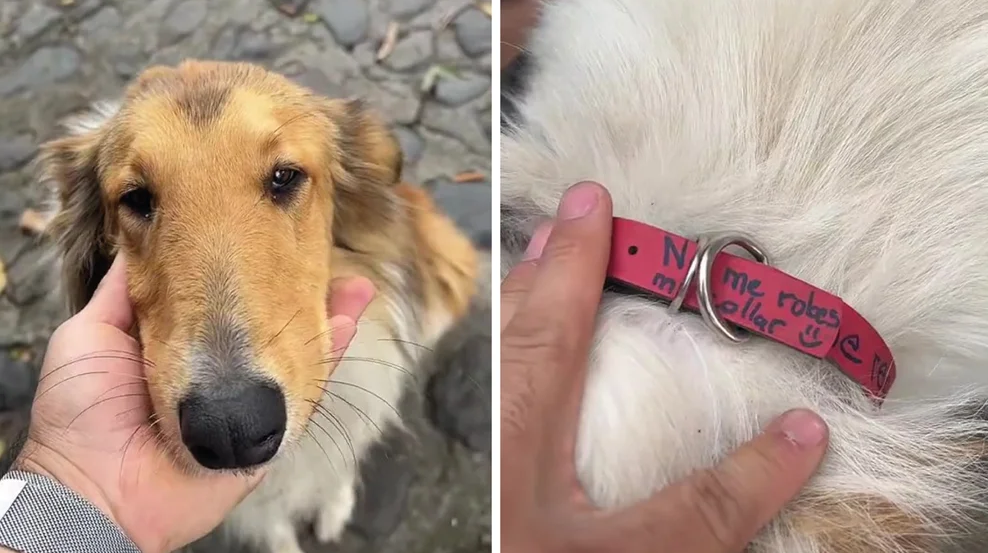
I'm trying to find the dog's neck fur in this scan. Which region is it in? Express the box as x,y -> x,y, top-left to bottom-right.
331,183 -> 477,346
502,0 -> 988,551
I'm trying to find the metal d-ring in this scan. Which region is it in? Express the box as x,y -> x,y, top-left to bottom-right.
668,233 -> 771,343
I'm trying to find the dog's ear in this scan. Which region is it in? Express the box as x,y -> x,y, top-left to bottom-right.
397,184 -> 479,317
325,99 -> 405,252
321,99 -> 478,316
38,109 -> 114,314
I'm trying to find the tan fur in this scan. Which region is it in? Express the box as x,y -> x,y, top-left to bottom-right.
38,59 -> 479,485
787,495 -> 936,553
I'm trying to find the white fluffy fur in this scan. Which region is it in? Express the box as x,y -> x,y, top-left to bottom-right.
501,0 -> 988,550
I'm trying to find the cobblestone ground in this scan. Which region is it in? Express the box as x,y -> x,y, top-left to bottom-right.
0,0 -> 492,551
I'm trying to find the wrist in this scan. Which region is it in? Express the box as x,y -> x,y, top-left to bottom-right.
13,440 -> 120,530
9,439 -> 164,552
0,470 -> 142,553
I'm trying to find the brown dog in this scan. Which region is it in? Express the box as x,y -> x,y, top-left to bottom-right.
39,59 -> 480,552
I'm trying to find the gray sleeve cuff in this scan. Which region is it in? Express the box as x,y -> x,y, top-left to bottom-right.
0,470 -> 141,553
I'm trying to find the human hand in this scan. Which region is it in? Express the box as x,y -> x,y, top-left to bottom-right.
12,253 -> 375,553
500,181 -> 830,552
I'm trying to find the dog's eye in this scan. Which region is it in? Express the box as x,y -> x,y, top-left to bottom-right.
271,168 -> 298,188
120,188 -> 155,220
269,167 -> 305,202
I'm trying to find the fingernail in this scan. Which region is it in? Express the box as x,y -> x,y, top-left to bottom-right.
557,182 -> 601,220
351,277 -> 376,304
773,409 -> 828,447
329,314 -> 357,332
523,221 -> 553,261
328,277 -> 376,307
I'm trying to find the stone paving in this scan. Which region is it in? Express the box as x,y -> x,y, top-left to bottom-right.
0,0 -> 492,551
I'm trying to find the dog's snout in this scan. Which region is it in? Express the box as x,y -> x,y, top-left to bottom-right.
178,380 -> 287,470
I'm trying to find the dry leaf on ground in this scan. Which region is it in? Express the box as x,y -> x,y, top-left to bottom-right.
8,347 -> 32,364
440,2 -> 475,30
377,22 -> 400,61
19,209 -> 48,235
0,257 -> 7,296
276,2 -> 298,15
453,171 -> 486,183
421,64 -> 461,93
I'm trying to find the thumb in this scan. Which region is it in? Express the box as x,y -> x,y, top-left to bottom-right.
604,409 -> 829,553
500,220 -> 553,331
75,253 -> 134,332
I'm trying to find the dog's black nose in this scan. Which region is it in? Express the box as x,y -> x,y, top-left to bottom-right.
178,380 -> 287,470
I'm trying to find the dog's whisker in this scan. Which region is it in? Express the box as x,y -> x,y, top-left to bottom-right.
303,426 -> 339,475
316,382 -> 396,427
320,406 -> 357,467
35,366 -> 150,401
309,400 -> 358,468
329,392 -> 382,435
118,419 -> 150,486
445,373 -> 491,409
114,405 -> 148,420
329,416 -> 358,469
376,338 -> 433,353
315,356 -> 416,381
67,380 -> 148,429
89,380 -> 147,403
302,326 -> 365,349
132,429 -> 163,487
500,41 -> 531,56
37,351 -> 154,385
263,309 -> 301,351
304,328 -> 333,347
305,401 -> 348,465
302,316 -> 396,348
270,111 -> 317,141
148,336 -> 178,355
310,385 -> 383,435
66,393 -> 148,431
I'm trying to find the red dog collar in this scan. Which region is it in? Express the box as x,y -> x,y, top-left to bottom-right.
606,218 -> 896,401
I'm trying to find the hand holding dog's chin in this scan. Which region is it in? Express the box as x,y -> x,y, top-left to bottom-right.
12,254 -> 374,553
501,181 -> 831,553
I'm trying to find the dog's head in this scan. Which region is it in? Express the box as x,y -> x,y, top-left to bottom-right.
38,60 -> 431,472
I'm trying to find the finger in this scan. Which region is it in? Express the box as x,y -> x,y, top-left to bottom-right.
512,181 -> 612,347
605,409 -> 829,553
500,220 -> 553,331
501,182 -> 612,408
327,276 -> 376,321
324,277 -> 375,370
500,183 -> 612,489
75,253 -> 134,332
